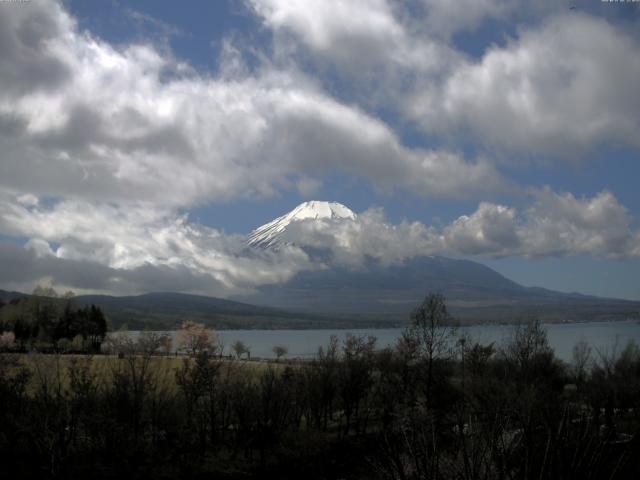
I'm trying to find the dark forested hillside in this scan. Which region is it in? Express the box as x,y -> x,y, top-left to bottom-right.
73,291 -> 391,330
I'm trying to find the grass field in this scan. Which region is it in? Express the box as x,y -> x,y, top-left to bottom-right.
3,352 -> 288,396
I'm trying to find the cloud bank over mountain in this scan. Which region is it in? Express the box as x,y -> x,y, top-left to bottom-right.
1,194 -> 639,296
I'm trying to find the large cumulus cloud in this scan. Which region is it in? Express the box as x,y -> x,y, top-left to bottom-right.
411,14 -> 640,155
0,0 -> 502,206
251,0 -> 640,157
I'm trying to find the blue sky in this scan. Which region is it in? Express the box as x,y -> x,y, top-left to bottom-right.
0,0 -> 639,299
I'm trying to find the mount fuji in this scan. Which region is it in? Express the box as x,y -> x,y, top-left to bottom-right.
248,201 -> 357,249
235,201 -> 640,323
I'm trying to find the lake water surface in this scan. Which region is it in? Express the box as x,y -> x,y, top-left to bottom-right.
121,320 -> 640,362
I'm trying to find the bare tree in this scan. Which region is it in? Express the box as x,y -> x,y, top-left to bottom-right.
232,340 -> 250,360
404,292 -> 456,405
272,345 -> 288,361
571,339 -> 592,385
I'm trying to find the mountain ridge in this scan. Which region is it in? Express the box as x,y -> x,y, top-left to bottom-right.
232,255 -> 640,322
236,202 -> 640,323
0,289 -> 399,330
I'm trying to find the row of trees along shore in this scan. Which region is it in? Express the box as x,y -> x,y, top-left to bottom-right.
0,293 -> 639,478
0,287 -> 280,359
0,287 -> 106,353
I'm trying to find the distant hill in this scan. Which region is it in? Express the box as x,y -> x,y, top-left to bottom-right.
2,280 -> 639,330
234,255 -> 640,323
0,289 -> 27,302
1,289 -> 388,330
72,291 -> 390,330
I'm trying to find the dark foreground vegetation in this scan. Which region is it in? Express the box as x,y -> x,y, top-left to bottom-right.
0,294 -> 639,479
0,287 -> 107,353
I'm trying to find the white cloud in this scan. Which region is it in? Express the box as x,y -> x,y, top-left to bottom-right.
287,190 -> 640,263
0,241 -> 230,297
418,0 -> 515,38
521,189 -> 637,257
407,14 -> 640,155
248,0 -> 464,108
249,0 -> 404,52
0,194 -> 315,295
280,207 -> 444,266
434,190 -> 638,258
24,238 -> 56,258
0,0 -> 499,208
444,203 -> 519,256
447,190 -> 640,258
250,1 -> 640,157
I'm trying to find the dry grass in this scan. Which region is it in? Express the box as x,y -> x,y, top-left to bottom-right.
3,352 -> 290,396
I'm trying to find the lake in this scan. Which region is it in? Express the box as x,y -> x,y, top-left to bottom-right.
118,320 -> 640,362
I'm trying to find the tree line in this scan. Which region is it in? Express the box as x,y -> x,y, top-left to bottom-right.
0,287 -> 107,353
0,293 -> 639,479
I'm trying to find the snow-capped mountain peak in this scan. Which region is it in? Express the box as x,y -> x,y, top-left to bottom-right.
247,201 -> 356,248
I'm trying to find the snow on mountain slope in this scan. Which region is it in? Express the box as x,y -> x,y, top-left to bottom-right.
247,201 -> 356,248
